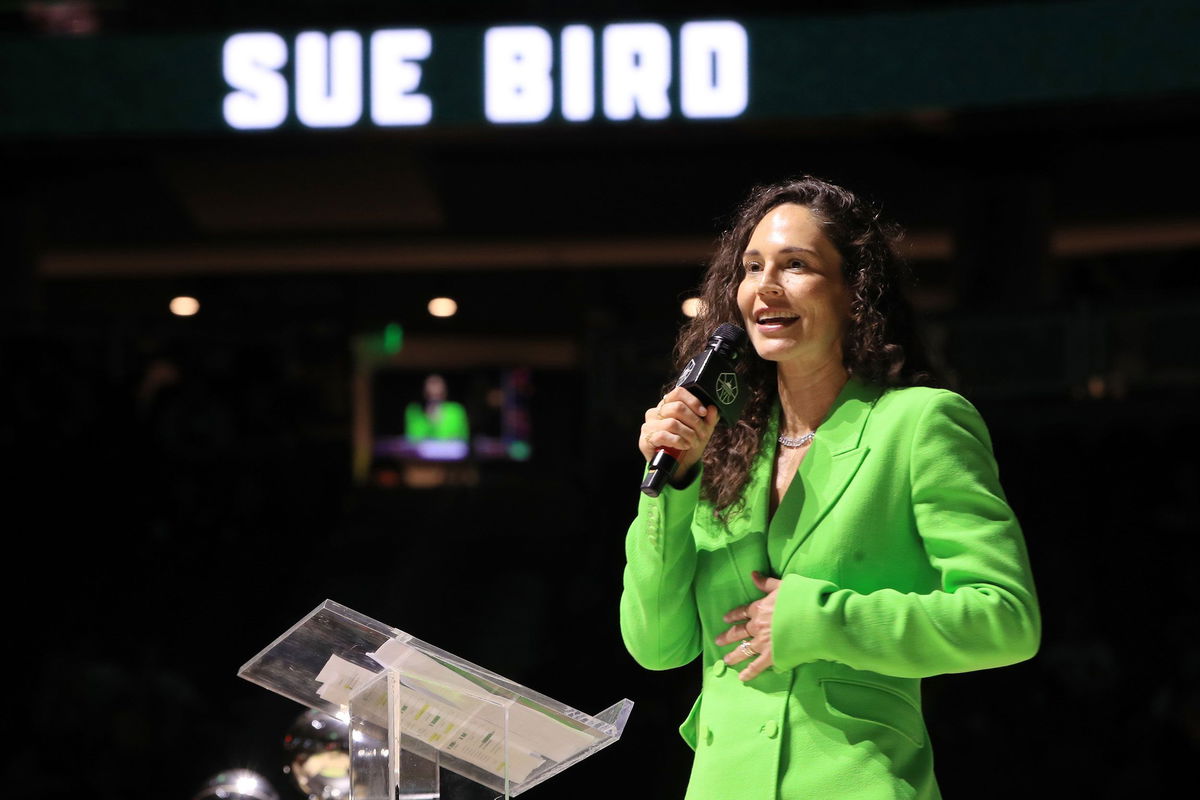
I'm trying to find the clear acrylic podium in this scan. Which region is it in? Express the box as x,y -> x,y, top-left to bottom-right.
239,600 -> 633,800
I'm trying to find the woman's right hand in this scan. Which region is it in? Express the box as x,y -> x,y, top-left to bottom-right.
638,387 -> 719,477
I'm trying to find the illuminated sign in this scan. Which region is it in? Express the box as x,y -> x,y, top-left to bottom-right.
3,2 -> 1197,139
224,29 -> 434,129
220,20 -> 750,131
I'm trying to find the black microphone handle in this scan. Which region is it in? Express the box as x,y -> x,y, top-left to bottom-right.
639,447 -> 681,498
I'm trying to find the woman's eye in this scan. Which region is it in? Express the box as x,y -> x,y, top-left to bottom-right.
788,260 -> 807,271
744,262 -> 762,273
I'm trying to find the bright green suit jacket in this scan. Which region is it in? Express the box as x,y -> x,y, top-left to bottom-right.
620,378 -> 1040,800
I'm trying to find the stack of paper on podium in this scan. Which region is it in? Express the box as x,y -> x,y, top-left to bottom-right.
239,600 -> 633,799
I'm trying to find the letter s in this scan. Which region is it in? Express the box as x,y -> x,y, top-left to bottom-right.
223,33 -> 289,130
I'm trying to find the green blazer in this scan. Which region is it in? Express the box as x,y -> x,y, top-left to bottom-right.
620,378 -> 1040,800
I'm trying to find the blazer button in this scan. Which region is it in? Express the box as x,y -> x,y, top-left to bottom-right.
761,720 -> 779,739
712,659 -> 726,677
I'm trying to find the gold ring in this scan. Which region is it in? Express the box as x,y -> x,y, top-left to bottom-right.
738,640 -> 758,658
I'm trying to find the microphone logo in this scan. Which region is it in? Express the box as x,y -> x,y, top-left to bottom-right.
716,373 -> 739,405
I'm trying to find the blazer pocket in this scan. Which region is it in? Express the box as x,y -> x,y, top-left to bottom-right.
819,678 -> 926,748
678,694 -> 702,751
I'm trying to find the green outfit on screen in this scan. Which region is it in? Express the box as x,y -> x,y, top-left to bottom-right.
405,401 -> 469,442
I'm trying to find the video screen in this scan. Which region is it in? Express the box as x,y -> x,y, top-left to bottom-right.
369,367 -> 533,467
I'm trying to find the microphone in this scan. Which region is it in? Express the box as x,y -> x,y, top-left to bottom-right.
640,322 -> 749,497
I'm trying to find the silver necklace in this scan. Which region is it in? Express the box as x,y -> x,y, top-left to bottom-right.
778,431 -> 816,448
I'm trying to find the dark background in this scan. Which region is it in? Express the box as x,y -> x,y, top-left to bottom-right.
4,2 -> 1199,798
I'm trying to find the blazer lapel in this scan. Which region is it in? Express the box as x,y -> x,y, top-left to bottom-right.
772,377 -> 881,571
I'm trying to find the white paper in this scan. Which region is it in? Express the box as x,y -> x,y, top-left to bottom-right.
366,640 -> 596,773
314,654 -> 380,706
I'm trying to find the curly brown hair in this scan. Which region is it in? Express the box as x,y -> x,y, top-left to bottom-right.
672,175 -> 933,517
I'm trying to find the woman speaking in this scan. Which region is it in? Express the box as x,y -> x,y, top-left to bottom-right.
620,176 -> 1040,799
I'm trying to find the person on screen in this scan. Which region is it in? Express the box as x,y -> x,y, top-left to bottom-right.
404,373 -> 469,445
620,175 -> 1040,799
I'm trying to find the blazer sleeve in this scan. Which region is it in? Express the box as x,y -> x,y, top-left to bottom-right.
619,473 -> 704,671
771,391 -> 1041,678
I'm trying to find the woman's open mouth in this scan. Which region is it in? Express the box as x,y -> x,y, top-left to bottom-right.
754,310 -> 800,330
